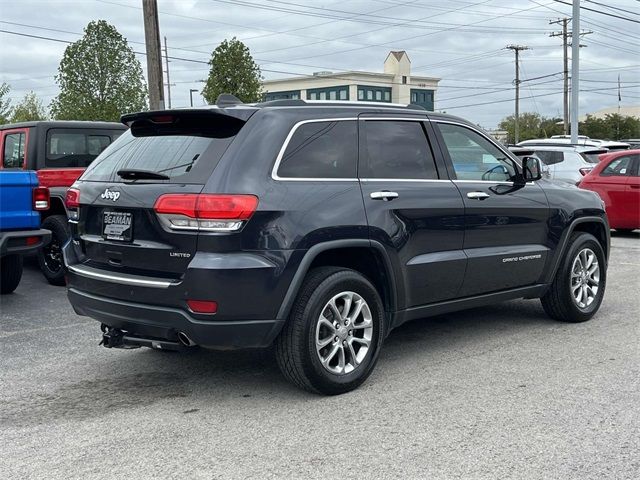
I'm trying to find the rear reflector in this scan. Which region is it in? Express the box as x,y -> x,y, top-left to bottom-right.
65,188 -> 81,208
187,300 -> 218,314
154,194 -> 258,232
26,236 -> 40,246
33,187 -> 50,211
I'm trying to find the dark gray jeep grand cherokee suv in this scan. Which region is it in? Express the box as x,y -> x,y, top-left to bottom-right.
64,98 -> 609,394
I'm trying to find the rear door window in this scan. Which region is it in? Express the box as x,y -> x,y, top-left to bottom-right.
534,150 -> 564,166
361,120 -> 438,179
276,120 -> 357,179
3,131 -> 26,168
46,129 -> 123,167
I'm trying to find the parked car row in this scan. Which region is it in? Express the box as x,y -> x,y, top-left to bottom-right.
578,150 -> 640,233
0,121 -> 127,285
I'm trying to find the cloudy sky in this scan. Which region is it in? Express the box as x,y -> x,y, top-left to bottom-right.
1,0 -> 638,128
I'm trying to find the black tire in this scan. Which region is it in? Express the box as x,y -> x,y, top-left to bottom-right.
37,215 -> 69,286
275,267 -> 386,395
0,254 -> 23,294
541,232 -> 606,323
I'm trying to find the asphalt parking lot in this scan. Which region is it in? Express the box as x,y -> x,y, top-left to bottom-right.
1,232 -> 639,480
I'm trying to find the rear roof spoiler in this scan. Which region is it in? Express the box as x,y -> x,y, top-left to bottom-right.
120,106 -> 257,127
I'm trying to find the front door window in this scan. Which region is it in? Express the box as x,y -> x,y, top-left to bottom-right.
437,123 -> 516,182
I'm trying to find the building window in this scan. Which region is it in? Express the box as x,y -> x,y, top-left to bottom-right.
306,86 -> 349,101
402,76 -> 407,84
357,85 -> 392,103
410,89 -> 434,111
263,90 -> 301,101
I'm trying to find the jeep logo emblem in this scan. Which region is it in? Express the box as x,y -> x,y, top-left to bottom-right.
101,188 -> 120,202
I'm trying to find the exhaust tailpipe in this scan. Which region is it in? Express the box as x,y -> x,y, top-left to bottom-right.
177,331 -> 197,347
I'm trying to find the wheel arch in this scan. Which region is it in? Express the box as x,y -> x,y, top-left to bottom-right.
276,240 -> 398,327
544,216 -> 610,284
41,194 -> 68,221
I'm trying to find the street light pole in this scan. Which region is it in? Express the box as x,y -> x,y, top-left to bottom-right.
189,89 -> 198,107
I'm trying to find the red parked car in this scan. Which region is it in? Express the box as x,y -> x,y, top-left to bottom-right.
578,149 -> 640,233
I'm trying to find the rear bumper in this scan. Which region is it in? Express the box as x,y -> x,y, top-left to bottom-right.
0,229 -> 51,257
68,287 -> 285,349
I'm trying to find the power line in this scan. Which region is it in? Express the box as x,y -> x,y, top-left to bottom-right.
584,0 -> 640,18
553,0 -> 640,24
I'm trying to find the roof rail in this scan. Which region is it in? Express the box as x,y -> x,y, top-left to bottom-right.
256,99 -> 428,110
258,99 -> 307,107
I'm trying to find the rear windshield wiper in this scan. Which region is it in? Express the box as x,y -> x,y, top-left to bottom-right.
116,169 -> 170,180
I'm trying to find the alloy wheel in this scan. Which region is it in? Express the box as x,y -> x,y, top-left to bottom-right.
315,291 -> 373,375
570,247 -> 600,309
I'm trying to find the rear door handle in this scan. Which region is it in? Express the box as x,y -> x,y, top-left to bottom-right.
467,191 -> 491,200
370,191 -> 399,201
630,184 -> 640,189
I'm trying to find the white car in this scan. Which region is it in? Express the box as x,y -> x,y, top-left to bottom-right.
516,144 -> 607,184
542,135 -> 630,151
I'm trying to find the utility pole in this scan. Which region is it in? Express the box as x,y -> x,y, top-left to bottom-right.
550,18 -> 570,135
571,0 -> 580,143
506,44 -> 529,144
142,0 -> 165,110
163,36 -> 171,109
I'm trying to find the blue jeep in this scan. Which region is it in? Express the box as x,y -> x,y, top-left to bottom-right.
0,171 -> 51,294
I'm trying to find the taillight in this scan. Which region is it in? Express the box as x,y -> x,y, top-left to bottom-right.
579,167 -> 592,176
65,188 -> 80,208
26,236 -> 40,246
154,194 -> 259,232
65,188 -> 81,222
33,187 -> 50,211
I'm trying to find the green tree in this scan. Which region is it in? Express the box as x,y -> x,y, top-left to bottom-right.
580,114 -> 640,140
10,92 -> 47,123
50,20 -> 147,121
498,112 -> 563,143
202,38 -> 262,104
0,83 -> 12,124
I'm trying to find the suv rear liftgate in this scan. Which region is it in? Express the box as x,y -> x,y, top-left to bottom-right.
64,107 -> 284,350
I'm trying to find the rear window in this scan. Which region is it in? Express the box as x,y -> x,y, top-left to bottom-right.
46,129 -> 123,167
579,152 -> 604,164
82,130 -> 236,184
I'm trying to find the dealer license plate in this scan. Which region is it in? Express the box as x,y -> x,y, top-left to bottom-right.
103,211 -> 133,242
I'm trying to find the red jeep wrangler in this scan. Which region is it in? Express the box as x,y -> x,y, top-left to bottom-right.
0,121 -> 127,285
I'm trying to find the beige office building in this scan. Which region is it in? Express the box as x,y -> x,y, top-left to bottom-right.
262,51 -> 440,110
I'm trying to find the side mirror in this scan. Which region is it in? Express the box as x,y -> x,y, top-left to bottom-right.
522,156 -> 542,181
